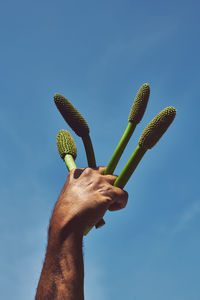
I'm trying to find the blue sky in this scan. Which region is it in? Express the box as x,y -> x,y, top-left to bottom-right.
0,0 -> 200,299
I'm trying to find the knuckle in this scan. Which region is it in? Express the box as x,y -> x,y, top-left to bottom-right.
117,188 -> 128,199
69,168 -> 76,177
123,190 -> 129,201
97,166 -> 106,174
106,175 -> 117,183
93,174 -> 107,187
83,167 -> 93,176
101,196 -> 112,207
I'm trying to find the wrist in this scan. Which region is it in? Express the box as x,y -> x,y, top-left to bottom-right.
47,216 -> 83,252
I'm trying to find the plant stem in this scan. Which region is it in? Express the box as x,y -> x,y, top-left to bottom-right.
114,145 -> 147,188
82,134 -> 105,230
104,122 -> 136,175
64,154 -> 77,171
82,135 -> 96,168
96,122 -> 136,229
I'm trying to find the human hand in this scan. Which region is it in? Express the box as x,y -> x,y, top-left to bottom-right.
49,167 -> 128,241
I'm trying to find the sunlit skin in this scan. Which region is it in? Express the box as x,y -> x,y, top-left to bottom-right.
35,167 -> 128,300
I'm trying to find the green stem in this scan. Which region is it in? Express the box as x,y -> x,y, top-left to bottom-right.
94,218 -> 106,228
104,122 -> 136,175
114,145 -> 147,188
96,122 -> 136,229
82,135 -> 96,168
82,134 -> 105,230
64,154 -> 77,171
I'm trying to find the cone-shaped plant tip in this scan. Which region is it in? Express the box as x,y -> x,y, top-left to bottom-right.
54,93 -> 96,168
104,83 -> 150,176
54,94 -> 89,137
57,129 -> 77,160
128,83 -> 150,124
114,106 -> 176,188
139,106 -> 176,149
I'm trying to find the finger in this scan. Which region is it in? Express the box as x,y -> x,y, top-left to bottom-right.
103,174 -> 118,184
70,167 -> 109,178
96,166 -> 106,174
108,189 -> 128,211
108,199 -> 128,211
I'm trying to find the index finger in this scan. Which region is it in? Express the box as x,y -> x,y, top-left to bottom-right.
95,166 -> 106,175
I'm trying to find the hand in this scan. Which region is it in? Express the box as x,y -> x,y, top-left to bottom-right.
49,167 -> 128,240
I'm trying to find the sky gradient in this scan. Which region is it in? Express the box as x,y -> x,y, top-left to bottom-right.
0,0 -> 200,299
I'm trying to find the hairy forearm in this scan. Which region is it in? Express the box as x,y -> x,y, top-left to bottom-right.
35,231 -> 84,300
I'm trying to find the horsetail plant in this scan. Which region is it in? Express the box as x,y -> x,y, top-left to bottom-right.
114,106 -> 176,188
54,94 -> 96,168
104,83 -> 150,175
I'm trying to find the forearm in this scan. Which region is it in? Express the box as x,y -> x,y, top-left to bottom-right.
35,231 -> 84,300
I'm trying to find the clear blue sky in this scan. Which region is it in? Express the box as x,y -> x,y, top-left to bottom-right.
0,0 -> 199,299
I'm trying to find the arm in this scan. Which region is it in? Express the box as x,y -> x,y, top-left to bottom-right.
35,167 -> 128,300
